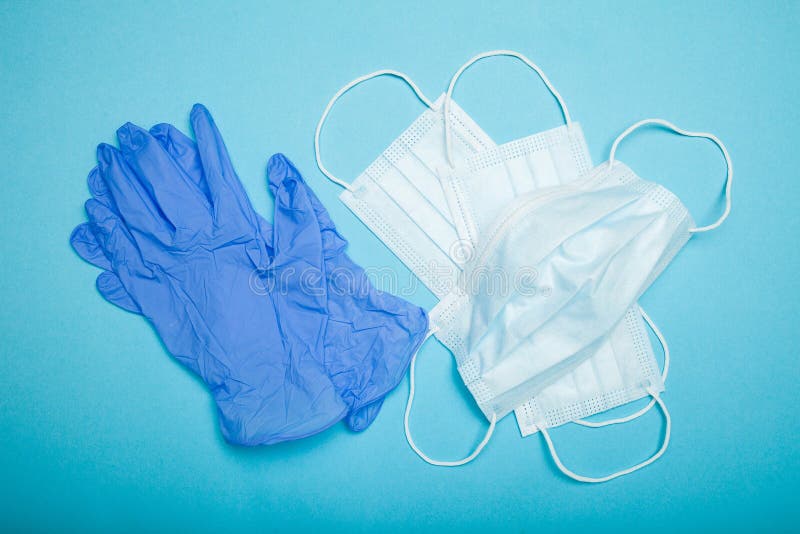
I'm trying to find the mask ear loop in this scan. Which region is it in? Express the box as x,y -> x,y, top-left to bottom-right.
443,49 -> 573,168
404,327 -> 497,466
573,306 -> 669,427
538,307 -> 671,482
314,70 -> 437,192
539,387 -> 671,483
608,118 -> 733,233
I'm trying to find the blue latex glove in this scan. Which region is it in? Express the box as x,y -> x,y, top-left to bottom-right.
266,154 -> 428,431
149,123 -> 412,429
72,105 -> 428,436
70,105 -> 348,445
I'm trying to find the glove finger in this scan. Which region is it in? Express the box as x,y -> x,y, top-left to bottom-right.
117,122 -> 211,230
266,152 -> 302,195
268,154 -> 324,267
71,220 -> 142,314
151,118 -> 270,264
267,152 -> 334,232
70,222 -> 112,271
255,213 -> 275,259
297,174 -> 347,259
97,143 -> 173,245
87,166 -> 118,210
346,398 -> 385,432
267,153 -> 346,258
190,104 -> 255,224
96,271 -> 142,314
149,123 -> 210,201
84,198 -> 148,276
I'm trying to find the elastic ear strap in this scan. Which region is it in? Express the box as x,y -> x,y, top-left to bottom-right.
540,387 -> 671,483
641,306 -> 670,382
573,306 -> 670,428
314,70 -> 436,191
444,49 -> 573,167
404,328 -> 497,466
608,118 -> 733,233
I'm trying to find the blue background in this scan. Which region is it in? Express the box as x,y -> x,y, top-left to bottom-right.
1,0 -> 797,531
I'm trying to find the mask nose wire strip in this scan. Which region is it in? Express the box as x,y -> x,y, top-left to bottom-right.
404,328 -> 497,466
314,70 -> 436,192
540,387 -> 671,483
573,305 -> 670,427
607,118 -> 733,233
443,49 -> 573,168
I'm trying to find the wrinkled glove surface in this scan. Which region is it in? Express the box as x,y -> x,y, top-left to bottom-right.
71,105 -> 427,443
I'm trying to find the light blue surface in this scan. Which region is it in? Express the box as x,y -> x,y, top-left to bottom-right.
1,0 -> 797,530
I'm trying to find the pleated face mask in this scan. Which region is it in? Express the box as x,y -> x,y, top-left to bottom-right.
434,51 -> 672,474
315,70 -> 495,298
438,51 -> 593,250
314,52 -> 679,480
405,119 -> 732,482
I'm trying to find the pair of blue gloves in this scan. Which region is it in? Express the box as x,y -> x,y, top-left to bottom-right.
70,105 -> 428,445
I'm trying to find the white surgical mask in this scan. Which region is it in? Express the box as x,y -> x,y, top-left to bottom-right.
531,120 -> 732,482
314,71 -> 495,298
404,118 -> 733,482
437,51 -> 672,474
439,50 -> 593,249
314,53 -> 677,481
515,305 -> 667,434
314,57 -> 663,443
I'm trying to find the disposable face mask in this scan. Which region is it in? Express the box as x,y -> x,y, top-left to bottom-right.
316,51 -> 677,478
436,50 -> 673,474
514,305 -> 667,435
315,70 -> 496,298
404,118 -> 732,482
439,50 -> 593,249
